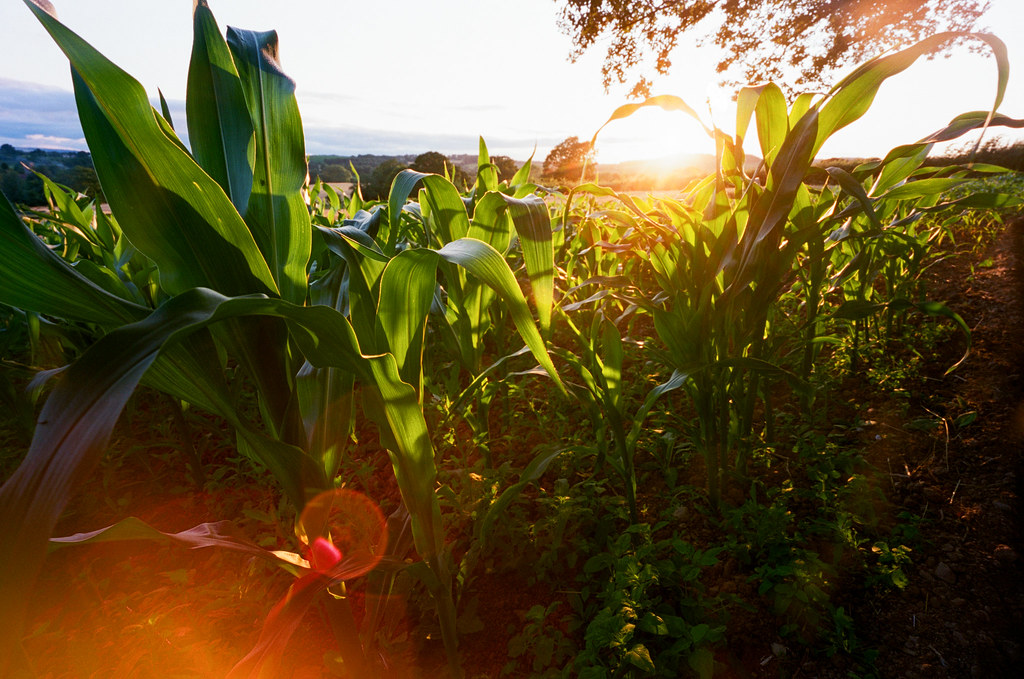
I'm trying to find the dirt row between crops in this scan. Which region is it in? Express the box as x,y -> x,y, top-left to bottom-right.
841,218 -> 1024,679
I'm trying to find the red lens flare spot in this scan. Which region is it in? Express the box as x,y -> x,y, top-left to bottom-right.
297,489 -> 387,578
309,536 -> 343,572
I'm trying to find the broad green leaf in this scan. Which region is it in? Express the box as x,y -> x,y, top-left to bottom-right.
376,248 -> 437,386
387,169 -> 430,253
879,177 -> 970,201
826,167 -> 883,232
421,173 -> 471,245
870,143 -> 932,195
296,362 -> 354,479
228,26 -> 311,304
625,644 -> 656,672
187,0 -> 254,214
600,317 -> 623,409
24,0 -> 279,298
734,85 -> 763,148
363,357 -> 444,562
500,193 -> 555,333
815,33 -> 1008,157
922,110 -> 1024,144
435,238 -> 564,393
469,191 -> 515,252
476,136 -> 498,194
753,83 -> 789,167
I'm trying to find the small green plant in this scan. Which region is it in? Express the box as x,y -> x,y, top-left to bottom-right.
573,525 -> 724,678
504,602 -> 576,678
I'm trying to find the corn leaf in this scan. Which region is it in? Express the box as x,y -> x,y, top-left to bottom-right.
0,288 -> 378,668
187,0 -> 254,214
0,189 -> 147,326
434,238 -> 563,393
499,193 -> 555,333
49,517 -> 307,575
227,26 -> 311,305
24,0 -> 279,298
815,33 -> 1008,157
375,248 -> 437,386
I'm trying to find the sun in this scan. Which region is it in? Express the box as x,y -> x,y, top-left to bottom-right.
591,103 -> 716,165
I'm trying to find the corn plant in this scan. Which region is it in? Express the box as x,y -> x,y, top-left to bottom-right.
0,2 -> 561,676
574,33 -> 1013,508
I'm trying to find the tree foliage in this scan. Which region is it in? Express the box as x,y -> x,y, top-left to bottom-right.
361,158 -> 408,200
411,151 -> 452,175
556,0 -> 990,96
543,136 -> 594,183
491,155 -> 520,182
412,151 -> 471,187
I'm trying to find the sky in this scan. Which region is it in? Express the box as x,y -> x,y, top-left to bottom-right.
1,0 -> 1023,164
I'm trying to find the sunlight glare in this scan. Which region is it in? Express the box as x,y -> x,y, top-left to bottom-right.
592,104 -> 715,167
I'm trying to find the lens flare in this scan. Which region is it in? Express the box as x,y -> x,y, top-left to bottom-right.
297,488 -> 387,577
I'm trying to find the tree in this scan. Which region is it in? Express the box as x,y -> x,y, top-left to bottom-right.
361,158 -> 407,201
491,155 -> 520,182
556,0 -> 990,97
412,151 -> 470,187
411,151 -> 452,175
543,136 -> 594,183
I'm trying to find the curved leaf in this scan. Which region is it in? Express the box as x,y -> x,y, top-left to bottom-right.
228,26 -> 311,304
24,0 -> 279,298
435,238 -> 563,393
187,0 -> 255,214
0,190 -> 147,326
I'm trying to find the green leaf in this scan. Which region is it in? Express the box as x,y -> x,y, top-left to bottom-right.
228,26 -> 311,304
624,644 -> 656,672
815,33 -> 1009,157
363,357 -> 444,563
435,238 -> 564,393
500,193 -> 555,333
386,169 -> 430,252
687,647 -> 715,679
479,447 -> 563,549
752,83 -> 789,167
591,94 -> 712,149
187,0 -> 254,214
24,0 -> 279,298
376,248 -> 437,386
157,88 -> 174,129
0,189 -> 147,326
916,300 -> 971,373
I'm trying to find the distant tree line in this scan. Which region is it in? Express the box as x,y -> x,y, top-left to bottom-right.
310,151 -> 521,200
0,144 -> 101,206
813,138 -> 1024,176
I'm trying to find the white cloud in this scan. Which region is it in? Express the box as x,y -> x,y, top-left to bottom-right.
23,134 -> 88,150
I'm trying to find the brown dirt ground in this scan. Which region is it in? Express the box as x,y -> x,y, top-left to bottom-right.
3,218 -> 1023,678
836,218 -> 1024,679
